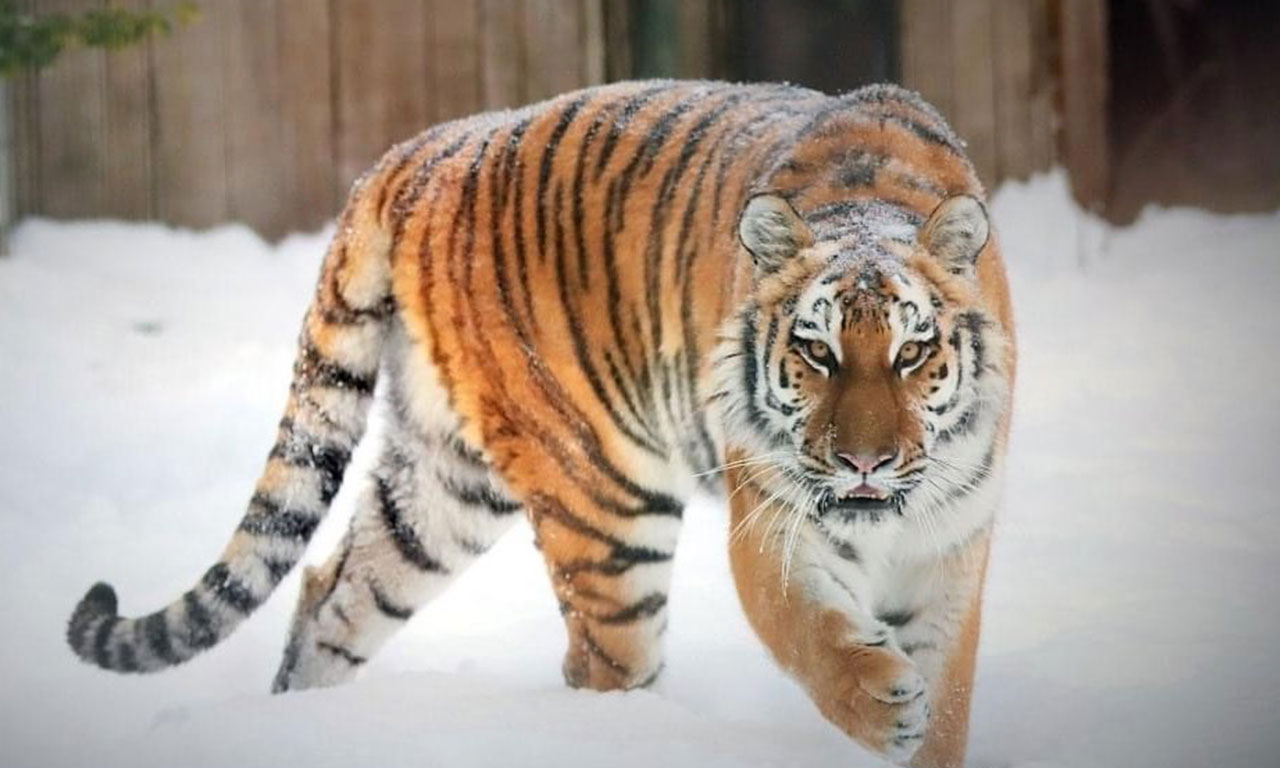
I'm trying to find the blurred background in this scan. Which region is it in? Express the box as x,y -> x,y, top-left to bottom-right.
2,0 -> 1278,246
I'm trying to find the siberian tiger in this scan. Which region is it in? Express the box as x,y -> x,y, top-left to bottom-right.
66,80 -> 1014,767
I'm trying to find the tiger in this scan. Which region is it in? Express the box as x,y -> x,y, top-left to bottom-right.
65,79 -> 1014,768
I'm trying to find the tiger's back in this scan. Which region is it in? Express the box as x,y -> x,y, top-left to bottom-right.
375,79 -> 996,498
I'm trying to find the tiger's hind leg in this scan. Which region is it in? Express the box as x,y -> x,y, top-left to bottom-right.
271,406 -> 522,692
519,464 -> 684,692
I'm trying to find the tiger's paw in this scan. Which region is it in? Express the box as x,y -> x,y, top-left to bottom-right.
560,626 -> 664,692
818,645 -> 931,765
561,644 -> 663,692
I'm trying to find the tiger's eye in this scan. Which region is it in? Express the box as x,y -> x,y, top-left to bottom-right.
897,341 -> 924,368
806,339 -> 829,360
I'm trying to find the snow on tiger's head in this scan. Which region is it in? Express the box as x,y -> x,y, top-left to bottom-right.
709,193 -> 1012,527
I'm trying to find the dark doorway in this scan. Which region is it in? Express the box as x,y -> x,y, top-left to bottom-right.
734,0 -> 898,93
628,0 -> 898,94
1108,0 -> 1280,222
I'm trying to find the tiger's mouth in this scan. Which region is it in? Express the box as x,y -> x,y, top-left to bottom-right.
817,486 -> 902,518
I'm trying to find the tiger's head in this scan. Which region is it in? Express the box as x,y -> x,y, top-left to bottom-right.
710,193 -> 1012,531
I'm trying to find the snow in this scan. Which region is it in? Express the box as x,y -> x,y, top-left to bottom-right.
2,171 -> 1278,767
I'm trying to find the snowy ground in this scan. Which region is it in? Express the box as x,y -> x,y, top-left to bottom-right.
1,172 -> 1278,767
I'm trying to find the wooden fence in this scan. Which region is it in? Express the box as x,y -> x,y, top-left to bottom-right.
9,0 -> 616,238
899,0 -> 1058,192
7,0 -> 1065,239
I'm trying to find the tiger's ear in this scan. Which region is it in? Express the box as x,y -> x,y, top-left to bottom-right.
920,194 -> 990,273
738,194 -> 814,274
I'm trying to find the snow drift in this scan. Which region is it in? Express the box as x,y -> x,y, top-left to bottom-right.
1,172 -> 1278,767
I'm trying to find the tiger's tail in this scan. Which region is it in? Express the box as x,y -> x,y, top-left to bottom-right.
66,176 -> 396,674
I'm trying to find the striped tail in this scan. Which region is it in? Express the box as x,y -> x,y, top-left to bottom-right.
66,180 -> 395,674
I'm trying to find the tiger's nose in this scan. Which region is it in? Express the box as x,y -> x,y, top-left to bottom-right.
835,451 -> 897,475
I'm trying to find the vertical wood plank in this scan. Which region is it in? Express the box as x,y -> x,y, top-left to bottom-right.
37,0 -> 107,218
480,0 -> 525,109
899,0 -> 955,125
13,0 -> 46,219
151,0 -> 230,228
992,0 -> 1035,181
1027,0 -> 1057,173
677,2 -> 713,78
102,0 -> 153,220
0,79 -> 12,254
581,0 -> 606,86
1060,0 -> 1109,209
333,0 -> 430,192
708,0 -> 739,80
276,0 -> 335,231
225,0 -> 287,236
11,61 -> 40,219
523,0 -> 583,102
432,1 -> 481,119
951,0 -> 998,187
602,0 -> 634,81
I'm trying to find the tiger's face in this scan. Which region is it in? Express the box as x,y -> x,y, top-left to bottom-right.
712,193 -> 1010,526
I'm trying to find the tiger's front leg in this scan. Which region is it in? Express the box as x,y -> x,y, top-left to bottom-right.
729,468 -> 991,767
523,475 -> 682,691
727,469 -> 946,766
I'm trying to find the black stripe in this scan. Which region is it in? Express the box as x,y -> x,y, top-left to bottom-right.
182,592 -> 218,650
317,641 -> 366,666
593,83 -> 676,180
317,294 -> 395,326
877,609 -> 915,628
935,402 -> 983,445
599,593 -> 667,625
296,342 -> 376,396
240,494 -> 321,540
261,556 -> 294,585
115,639 -> 138,673
376,476 -> 448,573
92,615 -> 117,669
144,612 -> 177,664
269,437 -> 351,506
536,95 -> 589,262
572,102 -> 610,290
510,120 -> 539,337
456,126 -> 499,313
740,308 -> 768,433
496,116 -> 531,210
453,534 -> 490,557
445,434 -> 488,469
901,641 -> 938,656
761,314 -> 798,416
603,350 -> 663,446
201,563 -> 259,614
390,132 -> 470,242
601,178 -> 645,411
533,492 -> 674,576
438,473 -> 522,515
374,129 -> 438,221
489,118 -> 538,347
369,580 -> 414,621
959,310 -> 989,379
